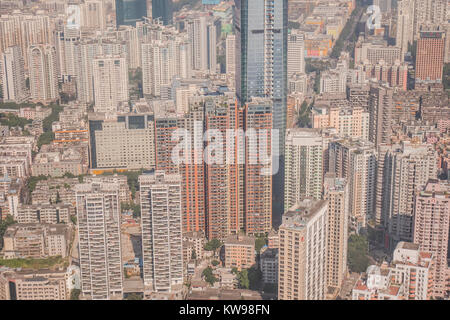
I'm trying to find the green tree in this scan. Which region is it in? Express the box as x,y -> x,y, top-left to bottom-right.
70,289 -> 81,300
202,266 -> 218,286
211,260 -> 220,267
191,249 -> 197,260
0,215 -> 17,248
125,293 -> 143,300
237,269 -> 249,289
347,234 -> 370,273
204,238 -> 222,252
255,235 -> 268,253
248,267 -> 262,290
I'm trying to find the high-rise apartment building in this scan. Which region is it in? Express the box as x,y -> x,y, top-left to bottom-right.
141,38 -> 190,97
396,0 -> 414,57
278,199 -> 328,300
368,83 -> 393,147
0,14 -> 51,70
0,46 -> 28,103
328,139 -> 377,231
413,0 -> 447,38
54,26 -> 80,78
92,55 -> 129,112
284,128 -> 323,210
204,97 -> 244,240
381,142 -> 437,246
88,112 -> 156,170
28,44 -> 59,104
244,99 -> 273,235
81,0 -> 106,31
288,30 -> 305,77
177,101 -> 206,234
75,182 -> 123,300
140,171 -> 183,293
186,15 -> 219,75
415,31 -> 445,87
323,173 -> 349,290
413,180 -> 449,299
225,34 -> 236,75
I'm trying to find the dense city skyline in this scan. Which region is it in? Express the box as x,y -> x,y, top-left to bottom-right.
0,0 -> 449,303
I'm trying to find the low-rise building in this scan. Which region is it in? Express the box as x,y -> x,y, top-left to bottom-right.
0,268 -> 68,300
352,242 -> 434,300
2,223 -> 70,259
223,234 -> 255,271
16,203 -> 72,224
260,247 -> 278,284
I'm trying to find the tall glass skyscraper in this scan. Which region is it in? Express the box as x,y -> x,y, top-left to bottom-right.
152,0 -> 173,25
235,0 -> 288,153
235,0 -> 288,223
116,0 -> 147,27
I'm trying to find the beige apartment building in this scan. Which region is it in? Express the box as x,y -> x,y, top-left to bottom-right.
323,173 -> 349,291
223,234 -> 255,271
284,128 -> 324,210
278,199 -> 328,300
89,113 -> 156,171
2,223 -> 69,259
0,269 -> 68,300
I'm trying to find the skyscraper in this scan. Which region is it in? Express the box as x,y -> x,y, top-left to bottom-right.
140,171 -> 183,294
152,0 -> 173,25
75,182 -> 123,300
413,180 -> 449,299
0,46 -> 28,103
235,0 -> 288,151
116,0 -> 148,27
28,44 -> 59,104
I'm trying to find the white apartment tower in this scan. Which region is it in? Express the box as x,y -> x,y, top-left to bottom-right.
140,171 -> 183,293
81,0 -> 106,31
278,199 -> 328,300
92,55 -> 129,113
284,128 -> 324,210
0,46 -> 28,103
186,15 -> 218,74
396,0 -> 414,58
75,182 -> 123,300
28,44 -> 59,104
54,26 -> 80,78
288,30 -> 305,76
382,142 -> 437,246
328,139 -> 377,231
225,34 -> 236,75
323,173 -> 349,290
